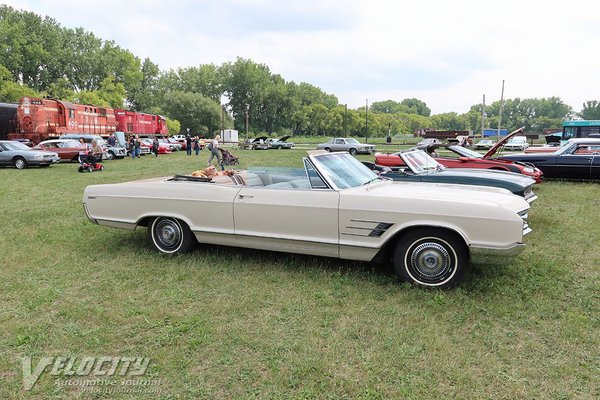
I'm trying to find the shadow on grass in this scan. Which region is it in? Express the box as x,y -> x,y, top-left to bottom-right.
99,229 -> 540,294
101,228 -> 398,286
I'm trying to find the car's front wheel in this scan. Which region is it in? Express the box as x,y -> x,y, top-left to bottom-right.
324,147 -> 331,152
148,217 -> 197,254
393,228 -> 467,289
349,148 -> 358,155
107,151 -> 115,160
13,157 -> 27,169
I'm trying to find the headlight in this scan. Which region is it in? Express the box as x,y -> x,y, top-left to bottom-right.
34,155 -> 44,160
523,166 -> 534,173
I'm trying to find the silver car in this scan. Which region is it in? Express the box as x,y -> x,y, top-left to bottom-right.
0,140 -> 60,169
316,138 -> 375,155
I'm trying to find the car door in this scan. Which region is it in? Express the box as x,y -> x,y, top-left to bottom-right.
332,139 -> 346,152
557,145 -> 594,179
0,143 -> 8,165
233,171 -> 340,258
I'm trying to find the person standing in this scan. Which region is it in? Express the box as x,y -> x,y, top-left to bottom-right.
152,137 -> 159,157
134,135 -> 141,158
129,136 -> 136,158
107,133 -> 116,147
207,134 -> 223,170
194,136 -> 201,155
186,134 -> 192,156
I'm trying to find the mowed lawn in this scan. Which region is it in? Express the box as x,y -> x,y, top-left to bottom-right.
0,147 -> 598,399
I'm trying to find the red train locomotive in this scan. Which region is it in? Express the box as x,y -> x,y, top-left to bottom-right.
114,109 -> 168,136
10,97 -> 167,143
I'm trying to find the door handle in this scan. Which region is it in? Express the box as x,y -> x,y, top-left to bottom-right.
238,194 -> 254,199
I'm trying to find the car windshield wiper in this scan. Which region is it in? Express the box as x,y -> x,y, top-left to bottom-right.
363,177 -> 380,185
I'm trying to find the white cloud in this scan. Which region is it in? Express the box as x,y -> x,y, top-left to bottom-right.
5,0 -> 600,114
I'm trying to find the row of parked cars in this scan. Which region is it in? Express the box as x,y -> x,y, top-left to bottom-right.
0,134 -> 190,169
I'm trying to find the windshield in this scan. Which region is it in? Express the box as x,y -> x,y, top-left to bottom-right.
1,141 -> 32,151
401,150 -> 443,173
555,142 -> 578,155
311,153 -> 379,189
452,146 -> 483,158
346,138 -> 360,144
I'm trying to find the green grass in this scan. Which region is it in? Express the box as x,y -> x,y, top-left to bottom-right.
0,149 -> 598,399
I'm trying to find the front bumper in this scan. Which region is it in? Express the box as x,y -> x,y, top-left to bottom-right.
470,242 -> 526,265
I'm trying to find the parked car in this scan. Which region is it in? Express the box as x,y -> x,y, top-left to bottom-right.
504,136 -> 529,151
240,136 -> 270,150
499,138 -> 600,180
363,149 -> 537,203
375,128 -> 543,183
265,135 -> 294,149
524,143 -> 561,153
59,134 -> 127,160
474,139 -> 496,150
417,138 -> 441,147
140,138 -> 172,154
34,139 -> 81,162
316,138 -> 375,155
159,138 -> 182,151
83,151 -> 532,289
0,140 -> 60,169
13,138 -> 34,147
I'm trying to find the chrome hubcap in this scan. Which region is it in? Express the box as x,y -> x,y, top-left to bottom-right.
410,242 -> 451,279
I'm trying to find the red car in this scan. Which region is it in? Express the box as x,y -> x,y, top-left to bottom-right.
375,128 -> 543,183
140,138 -> 172,154
34,139 -> 81,162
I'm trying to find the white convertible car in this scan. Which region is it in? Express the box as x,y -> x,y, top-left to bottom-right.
83,151 -> 532,288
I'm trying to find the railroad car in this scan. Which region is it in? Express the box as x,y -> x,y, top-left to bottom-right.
114,109 -> 168,136
13,97 -> 116,143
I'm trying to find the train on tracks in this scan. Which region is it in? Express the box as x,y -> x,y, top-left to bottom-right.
1,97 -> 168,143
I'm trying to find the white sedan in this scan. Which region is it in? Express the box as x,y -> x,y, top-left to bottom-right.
83,151 -> 531,288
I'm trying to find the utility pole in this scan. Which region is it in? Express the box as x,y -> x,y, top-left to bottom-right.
497,80 -> 505,141
365,99 -> 368,143
344,104 -> 348,137
481,94 -> 486,138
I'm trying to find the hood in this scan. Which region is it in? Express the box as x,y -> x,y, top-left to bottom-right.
484,127 -> 525,158
277,135 -> 291,142
427,168 -> 536,187
352,180 -> 528,213
253,136 -> 268,142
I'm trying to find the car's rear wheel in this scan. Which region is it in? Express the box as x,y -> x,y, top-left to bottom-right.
349,148 -> 357,155
13,157 -> 27,169
393,228 -> 467,289
148,217 -> 197,254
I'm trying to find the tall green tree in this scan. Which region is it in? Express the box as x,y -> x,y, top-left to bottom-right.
401,98 -> 431,117
579,100 -> 600,120
162,91 -> 230,136
220,57 -> 272,132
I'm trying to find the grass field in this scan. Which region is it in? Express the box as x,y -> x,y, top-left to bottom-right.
0,148 -> 598,399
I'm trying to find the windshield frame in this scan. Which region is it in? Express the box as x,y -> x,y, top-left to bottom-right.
309,152 -> 380,190
400,150 -> 444,174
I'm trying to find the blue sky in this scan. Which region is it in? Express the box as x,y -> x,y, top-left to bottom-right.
6,0 -> 600,114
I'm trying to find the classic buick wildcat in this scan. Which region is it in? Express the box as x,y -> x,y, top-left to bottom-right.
83,152 -> 532,288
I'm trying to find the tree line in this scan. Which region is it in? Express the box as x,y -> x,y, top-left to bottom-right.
2,5 -> 600,137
